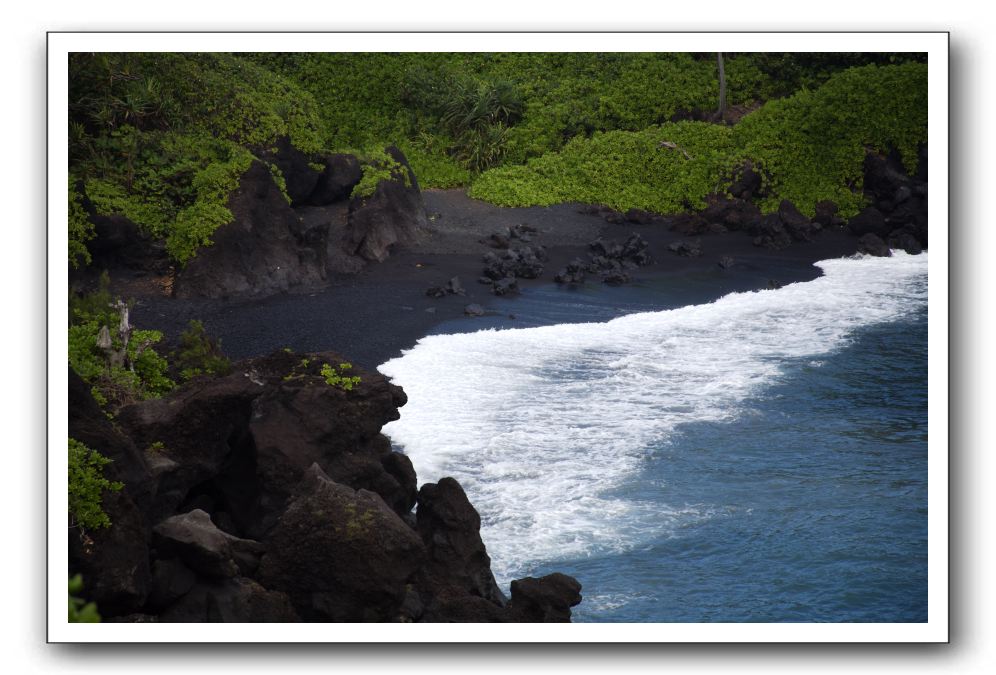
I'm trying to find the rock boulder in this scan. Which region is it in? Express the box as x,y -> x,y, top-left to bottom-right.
345,146 -> 428,263
174,160 -> 326,299
256,464 -> 426,621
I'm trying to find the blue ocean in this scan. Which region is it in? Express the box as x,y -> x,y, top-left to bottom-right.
379,252 -> 928,623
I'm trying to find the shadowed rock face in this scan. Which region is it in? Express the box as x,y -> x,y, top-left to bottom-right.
68,488 -> 150,617
257,464 -> 426,621
70,349 -> 583,623
258,136 -> 322,207
87,213 -> 170,274
508,573 -> 584,622
346,146 -> 428,263
415,478 -> 507,612
309,154 -> 363,206
159,577 -> 299,623
174,160 -> 327,300
849,146 -> 927,254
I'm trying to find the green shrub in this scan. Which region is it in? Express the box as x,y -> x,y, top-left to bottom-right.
471,62 -> 927,218
172,319 -> 232,381
736,52 -> 927,100
68,180 -> 94,269
247,53 -> 732,183
68,439 -> 123,531
398,139 -> 470,188
733,62 -> 927,216
350,148 -> 410,200
69,281 -> 175,408
470,121 -> 736,213
320,362 -> 361,391
68,575 -> 101,623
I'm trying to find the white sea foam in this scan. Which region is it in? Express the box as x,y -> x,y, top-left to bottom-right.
378,252 -> 928,585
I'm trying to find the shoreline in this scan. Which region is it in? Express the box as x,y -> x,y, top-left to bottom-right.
127,189 -> 872,371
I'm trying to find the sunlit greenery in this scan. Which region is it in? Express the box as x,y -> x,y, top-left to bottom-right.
69,53 -> 324,266
470,62 -> 927,217
68,52 -> 927,268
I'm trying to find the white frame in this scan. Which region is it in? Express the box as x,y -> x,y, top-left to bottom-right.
48,31 -> 949,643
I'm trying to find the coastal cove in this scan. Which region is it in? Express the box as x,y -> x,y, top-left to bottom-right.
108,189 -> 927,624
61,48 -> 935,627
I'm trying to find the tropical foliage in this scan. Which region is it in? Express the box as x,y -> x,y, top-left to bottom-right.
69,274 -> 174,409
172,319 -> 232,382
68,438 -> 123,531
68,53 -> 324,266
68,52 -> 928,267
471,62 -> 927,217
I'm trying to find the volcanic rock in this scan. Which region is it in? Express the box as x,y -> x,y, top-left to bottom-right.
308,153 -> 363,205
346,146 -> 428,263
256,464 -> 426,621
174,160 -> 326,299
857,233 -> 892,257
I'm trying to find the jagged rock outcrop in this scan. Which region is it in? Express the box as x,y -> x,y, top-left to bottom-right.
174,160 -> 327,299
69,350 -> 582,623
259,136 -> 322,207
308,153 -> 364,206
153,509 -> 265,579
668,238 -> 703,257
506,573 -> 583,622
257,464 -> 426,621
68,487 -> 151,617
117,350 -> 412,535
415,478 -> 506,614
346,146 -> 428,263
551,233 -> 651,287
69,366 -> 153,616
851,146 -> 928,254
857,233 -> 892,257
554,258 -> 588,285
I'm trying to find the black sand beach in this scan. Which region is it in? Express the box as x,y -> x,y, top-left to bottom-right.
125,189 -> 866,371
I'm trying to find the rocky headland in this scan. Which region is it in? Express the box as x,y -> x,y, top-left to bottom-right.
69,349 -> 582,622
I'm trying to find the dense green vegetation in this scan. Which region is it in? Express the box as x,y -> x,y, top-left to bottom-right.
69,52 -> 325,265
68,438 -> 122,531
69,273 -> 174,409
471,62 -> 927,217
69,52 -> 927,266
733,62 -> 927,215
172,319 -> 232,382
470,121 -> 736,213
249,52 -> 760,186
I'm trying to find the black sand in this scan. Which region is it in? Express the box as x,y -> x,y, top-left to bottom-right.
127,189 -> 864,371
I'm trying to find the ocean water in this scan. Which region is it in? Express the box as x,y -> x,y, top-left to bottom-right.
378,252 -> 928,623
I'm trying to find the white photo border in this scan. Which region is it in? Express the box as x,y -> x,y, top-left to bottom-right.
48,31 -> 949,643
